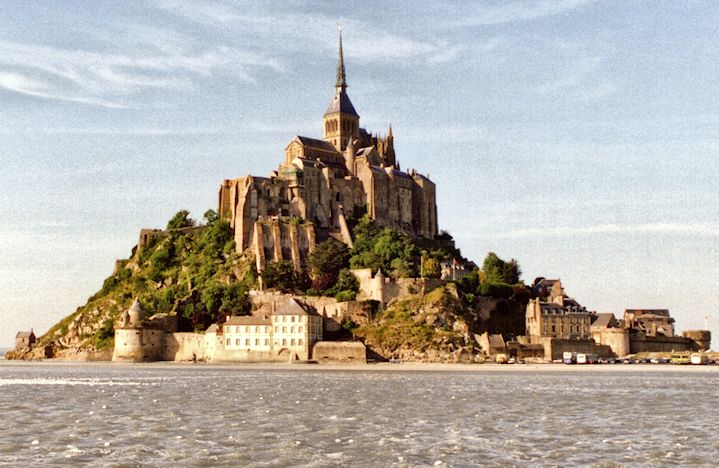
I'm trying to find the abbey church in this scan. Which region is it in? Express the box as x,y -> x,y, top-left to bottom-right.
218,32 -> 438,273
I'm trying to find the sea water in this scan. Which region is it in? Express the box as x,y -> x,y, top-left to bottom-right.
0,362 -> 717,466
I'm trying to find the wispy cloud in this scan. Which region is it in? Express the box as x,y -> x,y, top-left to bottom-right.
452,0 -> 594,26
487,223 -> 719,239
536,48 -> 617,103
0,31 -> 280,108
157,2 -> 466,65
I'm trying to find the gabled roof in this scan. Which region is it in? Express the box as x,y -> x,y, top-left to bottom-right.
293,136 -> 338,153
592,313 -> 617,328
274,298 -> 319,316
487,334 -> 505,349
224,315 -> 271,326
16,331 -> 34,339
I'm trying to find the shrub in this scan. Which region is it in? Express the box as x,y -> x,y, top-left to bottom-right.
477,282 -> 514,299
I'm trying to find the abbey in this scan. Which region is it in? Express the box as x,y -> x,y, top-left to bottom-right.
218,32 -> 438,272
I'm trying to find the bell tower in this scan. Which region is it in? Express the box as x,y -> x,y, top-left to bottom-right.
323,26 -> 359,152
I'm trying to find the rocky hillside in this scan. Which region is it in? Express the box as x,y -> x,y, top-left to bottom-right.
353,284 -> 526,363
10,208 -> 530,362
12,212 -> 256,360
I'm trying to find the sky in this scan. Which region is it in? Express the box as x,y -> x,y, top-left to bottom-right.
1,0 -> 718,348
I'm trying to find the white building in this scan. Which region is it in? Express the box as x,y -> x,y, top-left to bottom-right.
223,316 -> 272,352
271,298 -> 323,360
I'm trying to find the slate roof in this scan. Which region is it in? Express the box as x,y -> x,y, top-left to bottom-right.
324,90 -> 359,117
487,334 -> 505,349
592,313 -> 616,328
294,136 -> 338,153
224,315 -> 271,326
274,298 -> 319,316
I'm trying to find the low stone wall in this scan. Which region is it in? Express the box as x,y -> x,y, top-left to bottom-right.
548,338 -> 614,361
629,334 -> 697,354
164,333 -> 208,361
312,341 -> 366,364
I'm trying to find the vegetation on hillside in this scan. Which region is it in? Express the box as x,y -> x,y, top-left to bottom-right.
36,206 -> 531,356
39,210 -> 257,351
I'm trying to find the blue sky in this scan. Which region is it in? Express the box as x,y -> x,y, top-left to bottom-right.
2,0 -> 718,348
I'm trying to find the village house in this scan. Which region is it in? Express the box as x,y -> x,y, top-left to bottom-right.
223,315 -> 272,352
15,330 -> 36,350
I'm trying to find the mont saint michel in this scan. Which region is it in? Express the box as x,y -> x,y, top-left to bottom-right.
3,3 -> 719,466
7,32 -> 711,365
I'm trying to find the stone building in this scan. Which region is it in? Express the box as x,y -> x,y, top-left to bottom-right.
271,298 -> 323,361
218,31 -> 438,276
223,315 -> 272,352
623,309 -> 675,337
525,299 -> 592,339
525,280 -> 592,340
522,279 -> 613,361
15,330 -> 36,350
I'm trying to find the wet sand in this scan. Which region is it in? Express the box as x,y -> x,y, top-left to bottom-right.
2,359 -> 718,373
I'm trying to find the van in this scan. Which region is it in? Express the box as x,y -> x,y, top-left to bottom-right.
690,353 -> 708,365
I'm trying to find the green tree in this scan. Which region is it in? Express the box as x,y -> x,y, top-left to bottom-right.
481,252 -> 522,284
167,210 -> 195,230
203,209 -> 219,225
261,260 -> 296,292
421,256 -> 442,279
308,238 -> 350,284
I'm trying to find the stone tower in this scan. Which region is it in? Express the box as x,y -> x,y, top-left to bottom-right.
323,27 -> 359,152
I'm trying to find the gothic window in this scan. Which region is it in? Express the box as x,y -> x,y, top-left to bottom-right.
336,192 -> 341,202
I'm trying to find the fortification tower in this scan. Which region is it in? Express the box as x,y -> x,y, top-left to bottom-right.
323,27 -> 359,152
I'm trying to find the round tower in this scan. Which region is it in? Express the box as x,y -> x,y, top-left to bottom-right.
683,330 -> 711,351
372,269 -> 385,305
128,299 -> 146,325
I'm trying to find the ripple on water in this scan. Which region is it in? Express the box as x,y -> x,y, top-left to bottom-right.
0,365 -> 717,465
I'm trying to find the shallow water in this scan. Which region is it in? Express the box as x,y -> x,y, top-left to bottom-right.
0,363 -> 717,466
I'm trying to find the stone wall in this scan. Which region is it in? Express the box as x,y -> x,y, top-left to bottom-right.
521,336 -> 614,361
113,327 -> 165,362
629,333 -> 699,354
352,268 -> 444,307
547,338 -> 614,361
312,341 -> 366,364
591,327 -> 630,357
164,333 -> 208,361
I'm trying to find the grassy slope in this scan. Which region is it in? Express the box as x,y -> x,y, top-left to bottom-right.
37,219 -> 256,353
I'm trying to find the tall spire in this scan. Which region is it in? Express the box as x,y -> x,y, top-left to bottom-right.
336,23 -> 347,91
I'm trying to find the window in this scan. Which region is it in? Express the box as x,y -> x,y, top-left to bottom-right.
291,339 -> 295,346
282,338 -> 287,345
265,339 -> 269,345
299,339 -> 303,345
226,338 -> 231,346
235,338 -> 240,345
298,326 -> 303,333
245,339 -> 250,346
245,326 -> 250,333
290,326 -> 294,333
255,339 -> 259,346
291,316 -> 296,323
283,327 -> 287,333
